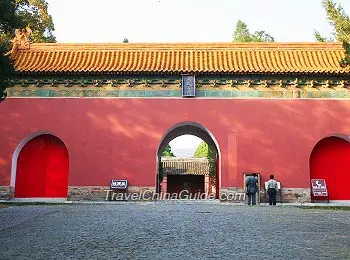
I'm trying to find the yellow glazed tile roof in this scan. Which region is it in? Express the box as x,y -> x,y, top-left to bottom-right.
12,42 -> 350,74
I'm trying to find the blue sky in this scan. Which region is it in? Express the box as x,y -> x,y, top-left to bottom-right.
45,0 -> 350,157
47,0 -> 350,43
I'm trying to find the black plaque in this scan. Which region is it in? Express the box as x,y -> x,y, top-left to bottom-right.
182,75 -> 195,97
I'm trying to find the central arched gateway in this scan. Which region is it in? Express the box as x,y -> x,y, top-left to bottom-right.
156,122 -> 220,198
14,134 -> 69,198
310,135 -> 350,201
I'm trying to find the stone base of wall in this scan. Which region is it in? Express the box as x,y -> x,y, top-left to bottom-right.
219,187 -> 246,202
0,186 -> 13,200
221,187 -> 311,203
68,186 -> 156,201
276,188 -> 310,203
1,185 -> 310,203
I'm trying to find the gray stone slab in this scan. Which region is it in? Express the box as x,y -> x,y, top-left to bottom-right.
0,204 -> 349,259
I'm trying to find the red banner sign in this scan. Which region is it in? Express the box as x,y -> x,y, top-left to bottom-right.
311,179 -> 328,196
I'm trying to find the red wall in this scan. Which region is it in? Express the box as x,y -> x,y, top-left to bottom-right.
0,98 -> 349,189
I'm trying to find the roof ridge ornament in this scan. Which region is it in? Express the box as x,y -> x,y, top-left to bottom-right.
5,27 -> 32,57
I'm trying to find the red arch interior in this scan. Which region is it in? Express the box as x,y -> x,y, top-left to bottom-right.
310,136 -> 350,200
15,134 -> 69,198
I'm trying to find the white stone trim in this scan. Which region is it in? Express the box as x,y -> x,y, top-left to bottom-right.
328,200 -> 350,205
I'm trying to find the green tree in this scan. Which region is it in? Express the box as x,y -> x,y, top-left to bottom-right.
159,144 -> 174,184
1,0 -> 56,47
315,0 -> 350,66
0,0 -> 55,102
233,20 -> 274,42
315,0 -> 350,43
233,20 -> 252,42
0,0 -> 21,34
18,0 -> 56,43
193,141 -> 214,159
123,37 -> 129,43
0,0 -> 18,101
161,144 -> 174,157
0,45 -> 13,102
194,141 -> 216,181
251,30 -> 275,42
314,31 -> 332,42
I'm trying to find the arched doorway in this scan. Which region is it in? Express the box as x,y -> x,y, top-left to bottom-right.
310,136 -> 350,200
14,134 -> 69,198
156,122 -> 220,199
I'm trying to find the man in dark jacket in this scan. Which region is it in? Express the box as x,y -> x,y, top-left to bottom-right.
246,173 -> 258,205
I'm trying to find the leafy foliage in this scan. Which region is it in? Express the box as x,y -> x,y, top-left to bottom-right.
233,20 -> 251,42
314,30 -> 333,42
251,31 -> 275,43
0,0 -> 21,35
123,37 -> 129,43
194,141 -> 216,180
161,144 -> 175,157
1,0 -> 56,47
233,20 -> 274,42
193,141 -> 214,159
0,0 -> 56,46
0,0 -> 55,102
0,0 -> 18,101
16,0 -> 55,43
315,0 -> 350,66
159,144 -> 174,183
322,0 -> 350,43
158,159 -> 164,183
0,45 -> 13,101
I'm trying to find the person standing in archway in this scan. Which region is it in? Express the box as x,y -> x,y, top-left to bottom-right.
266,174 -> 278,205
246,173 -> 258,205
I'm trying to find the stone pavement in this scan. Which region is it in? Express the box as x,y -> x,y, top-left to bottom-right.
0,202 -> 350,259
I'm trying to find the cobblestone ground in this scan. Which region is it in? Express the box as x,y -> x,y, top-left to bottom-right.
0,202 -> 350,260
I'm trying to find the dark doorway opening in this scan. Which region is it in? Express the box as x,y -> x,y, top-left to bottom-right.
167,175 -> 204,197
157,122 -> 220,199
